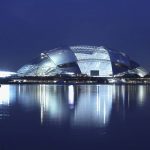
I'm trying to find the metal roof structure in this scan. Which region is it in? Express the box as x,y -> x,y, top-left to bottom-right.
17,45 -> 148,77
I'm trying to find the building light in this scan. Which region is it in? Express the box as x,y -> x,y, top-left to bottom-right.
0,71 -> 16,78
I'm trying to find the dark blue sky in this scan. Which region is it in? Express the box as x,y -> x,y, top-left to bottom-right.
0,0 -> 150,71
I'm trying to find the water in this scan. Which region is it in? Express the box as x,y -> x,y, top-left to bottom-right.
0,84 -> 150,150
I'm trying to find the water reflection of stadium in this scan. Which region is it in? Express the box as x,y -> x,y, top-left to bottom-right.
0,84 -> 148,127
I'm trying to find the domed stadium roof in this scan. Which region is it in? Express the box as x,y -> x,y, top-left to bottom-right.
17,45 -> 148,77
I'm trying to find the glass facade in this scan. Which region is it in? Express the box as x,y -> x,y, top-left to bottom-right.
17,45 -> 148,77
71,46 -> 113,77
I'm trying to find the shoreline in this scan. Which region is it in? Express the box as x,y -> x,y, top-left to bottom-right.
1,76 -> 150,85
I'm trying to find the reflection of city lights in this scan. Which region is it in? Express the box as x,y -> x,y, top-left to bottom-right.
68,85 -> 74,108
0,85 -> 10,105
103,101 -> 106,124
121,86 -> 125,117
138,86 -> 145,106
73,85 -> 113,128
127,86 -> 130,108
12,84 -> 148,127
0,85 -> 16,119
37,85 -> 66,124
121,86 -> 125,105
17,85 -> 67,124
96,86 -> 100,114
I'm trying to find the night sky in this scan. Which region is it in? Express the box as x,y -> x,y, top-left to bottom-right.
0,0 -> 150,71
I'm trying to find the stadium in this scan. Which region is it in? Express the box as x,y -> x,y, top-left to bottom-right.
17,45 -> 148,77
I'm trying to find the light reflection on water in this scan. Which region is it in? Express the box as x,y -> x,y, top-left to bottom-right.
0,85 -> 16,119
0,84 -> 149,127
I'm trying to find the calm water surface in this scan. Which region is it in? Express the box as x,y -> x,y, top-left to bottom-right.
0,84 -> 150,149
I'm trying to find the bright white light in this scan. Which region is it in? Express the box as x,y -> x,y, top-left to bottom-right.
68,85 -> 74,107
0,71 -> 16,77
138,86 -> 145,106
0,85 -> 10,105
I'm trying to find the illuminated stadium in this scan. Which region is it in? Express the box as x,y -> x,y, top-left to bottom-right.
17,46 -> 148,77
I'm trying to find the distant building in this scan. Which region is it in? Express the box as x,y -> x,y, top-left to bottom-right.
17,45 -> 148,77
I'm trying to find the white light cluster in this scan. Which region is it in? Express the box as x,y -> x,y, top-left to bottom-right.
0,71 -> 16,78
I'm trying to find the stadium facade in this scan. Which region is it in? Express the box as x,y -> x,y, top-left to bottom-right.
17,46 -> 148,77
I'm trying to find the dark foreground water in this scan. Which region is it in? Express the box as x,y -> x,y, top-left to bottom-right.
0,84 -> 150,150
